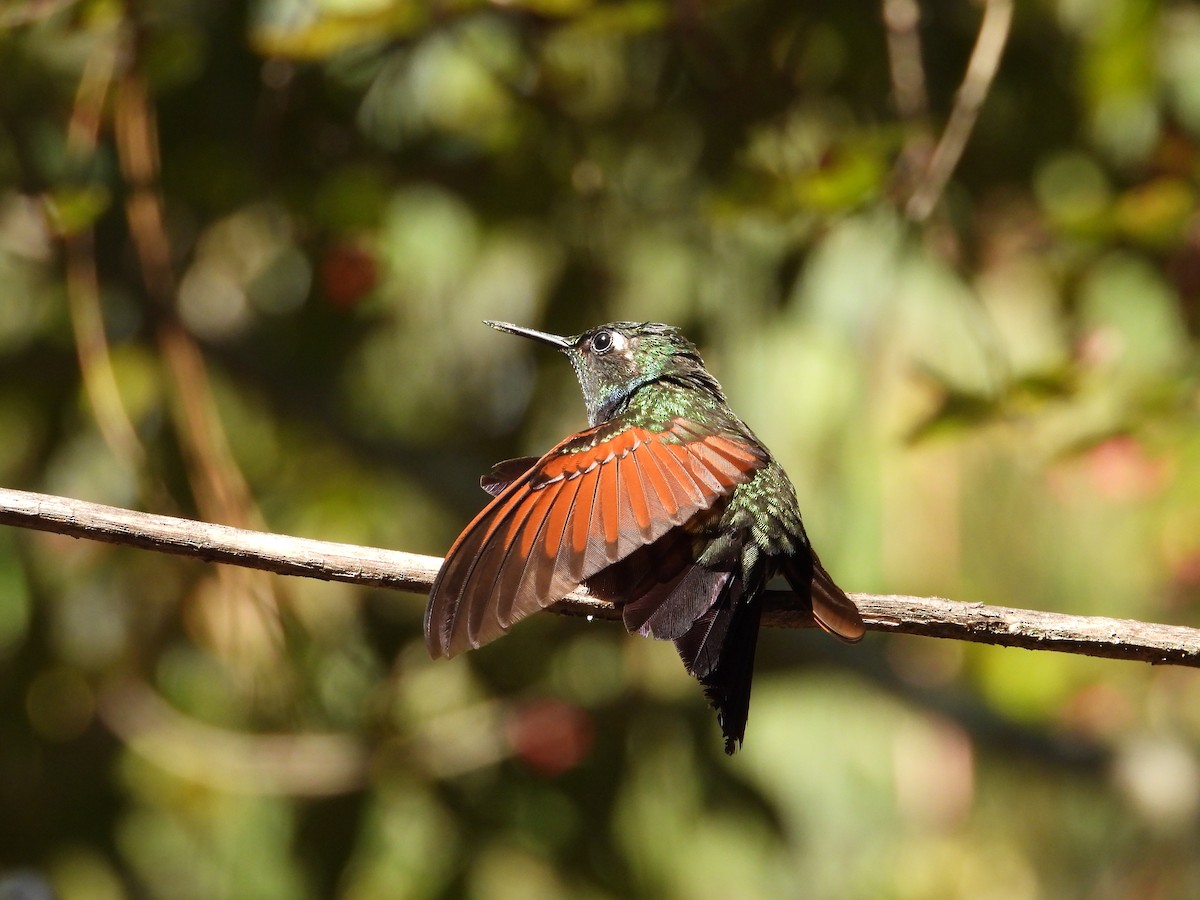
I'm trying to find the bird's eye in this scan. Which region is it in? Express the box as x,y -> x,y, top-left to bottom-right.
591,330 -> 614,354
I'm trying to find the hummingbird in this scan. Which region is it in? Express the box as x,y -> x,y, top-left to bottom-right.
425,321 -> 865,753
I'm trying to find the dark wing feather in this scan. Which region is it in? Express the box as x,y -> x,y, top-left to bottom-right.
481,456 -> 540,497
585,526 -> 699,638
673,580 -> 736,679
425,419 -> 765,657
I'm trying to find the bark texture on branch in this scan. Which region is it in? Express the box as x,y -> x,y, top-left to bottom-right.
2,486 -> 1197,667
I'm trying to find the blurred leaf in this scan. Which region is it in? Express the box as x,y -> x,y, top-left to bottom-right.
503,0 -> 593,16
1080,252 -> 1189,375
566,0 -> 668,36
1113,178 -> 1194,248
45,186 -> 111,236
973,645 -> 1092,723
1034,151 -> 1112,236
906,384 -> 1001,444
789,144 -> 887,212
250,0 -> 430,59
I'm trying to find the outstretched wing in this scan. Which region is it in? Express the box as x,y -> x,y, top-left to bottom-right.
425,418 -> 765,657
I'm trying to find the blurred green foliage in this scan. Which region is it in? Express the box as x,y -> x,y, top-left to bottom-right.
2,0 -> 1200,896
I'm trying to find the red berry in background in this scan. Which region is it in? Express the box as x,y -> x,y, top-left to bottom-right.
505,699 -> 594,776
320,241 -> 378,310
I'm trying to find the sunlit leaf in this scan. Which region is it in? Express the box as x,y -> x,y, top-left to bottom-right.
1113,178 -> 1194,248
789,145 -> 887,212
250,0 -> 430,58
44,186 -> 111,236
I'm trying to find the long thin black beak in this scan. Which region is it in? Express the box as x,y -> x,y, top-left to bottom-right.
484,320 -> 572,350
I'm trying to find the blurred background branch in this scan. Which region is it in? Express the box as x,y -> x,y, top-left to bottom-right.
111,5 -> 285,671
97,678 -> 369,796
905,0 -> 1014,221
61,27 -> 147,470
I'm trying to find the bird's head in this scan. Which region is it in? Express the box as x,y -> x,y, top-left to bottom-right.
485,320 -> 723,425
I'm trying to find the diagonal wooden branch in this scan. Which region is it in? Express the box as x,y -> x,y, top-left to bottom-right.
2,486 -> 1198,667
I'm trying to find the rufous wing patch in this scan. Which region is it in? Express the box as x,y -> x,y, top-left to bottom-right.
425,419 -> 765,657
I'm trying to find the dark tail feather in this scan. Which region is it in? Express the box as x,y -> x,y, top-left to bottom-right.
699,601 -> 762,755
781,553 -> 865,643
673,577 -> 761,754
